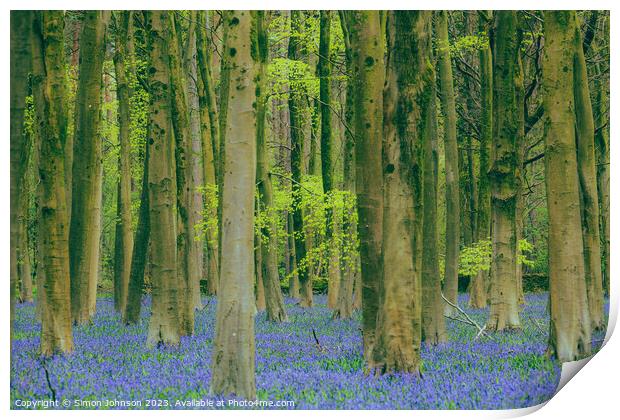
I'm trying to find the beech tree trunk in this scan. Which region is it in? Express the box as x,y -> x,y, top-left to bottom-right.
69,11 -> 110,324
346,10 -> 384,363
31,10 -> 74,355
11,10 -> 33,338
255,10 -> 288,322
289,10 -> 312,307
372,11 -> 429,373
210,10 -> 257,399
573,17 -> 604,331
435,11 -> 460,316
469,11 -> 493,309
144,10 -> 181,347
422,29 -> 447,345
112,11 -> 133,315
487,11 -> 521,331
542,10 -> 591,362
196,10 -> 220,295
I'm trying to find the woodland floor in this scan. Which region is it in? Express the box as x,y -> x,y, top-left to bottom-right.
11,292 -> 608,410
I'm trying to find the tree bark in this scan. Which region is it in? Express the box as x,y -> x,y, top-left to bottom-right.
573,15 -> 604,331
255,10 -> 288,322
435,11 -> 460,317
144,10 -> 181,347
289,10 -> 312,308
486,11 -> 522,331
69,11 -> 110,324
469,11 -> 493,309
346,10 -> 384,363
373,11 -> 429,373
112,11 -> 134,316
210,10 -> 257,400
31,10 -> 74,355
542,10 -> 591,362
11,10 -> 34,338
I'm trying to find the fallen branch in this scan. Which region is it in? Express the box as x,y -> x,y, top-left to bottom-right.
312,328 -> 327,353
441,292 -> 493,341
39,356 -> 57,401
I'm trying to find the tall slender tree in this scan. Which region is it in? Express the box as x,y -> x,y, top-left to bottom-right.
346,10 -> 384,362
30,10 -> 74,355
210,10 -> 257,399
69,11 -> 111,324
144,10 -> 181,347
435,11 -> 460,316
542,10 -> 591,361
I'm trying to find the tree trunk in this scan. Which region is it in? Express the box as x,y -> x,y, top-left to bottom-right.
69,11 -> 110,324
287,212 -> 300,298
289,10 -> 312,308
317,11 -> 340,310
486,11 -> 521,331
372,11 -> 429,374
144,10 -> 181,347
333,11 -> 356,319
435,10 -> 460,316
31,11 -> 74,355
210,10 -> 257,400
469,11 -> 493,309
169,13 -> 198,336
542,10 -> 591,362
573,16 -> 604,331
422,27 -> 447,345
185,11 -> 206,306
112,11 -> 134,315
196,10 -> 220,295
11,10 -> 34,338
346,10 -> 384,363
255,10 -> 288,322
123,138 -> 150,325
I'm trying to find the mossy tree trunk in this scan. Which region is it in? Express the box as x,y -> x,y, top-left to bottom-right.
346,10 -> 384,363
112,11 -> 133,316
435,10 -> 460,316
469,11 -> 493,309
542,10 -> 591,362
11,10 -> 34,338
487,11 -> 521,331
69,11 -> 110,324
210,10 -> 257,400
373,11 -> 430,373
422,26 -> 447,345
289,10 -> 312,307
573,15 -> 604,331
144,10 -> 181,347
255,10 -> 288,322
31,10 -> 74,355
196,10 -> 220,295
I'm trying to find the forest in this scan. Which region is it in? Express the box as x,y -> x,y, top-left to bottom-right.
10,10 -> 610,409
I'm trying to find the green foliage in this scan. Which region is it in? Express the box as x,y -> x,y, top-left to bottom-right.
194,183 -> 219,245
448,238 -> 536,277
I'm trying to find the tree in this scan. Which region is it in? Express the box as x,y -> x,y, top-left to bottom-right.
435,10 -> 460,316
144,10 -> 181,347
210,10 -> 257,399
112,11 -> 133,315
542,10 -> 591,362
422,20 -> 447,345
373,11 -> 430,373
196,10 -> 221,295
168,12 -> 198,336
31,10 -> 74,355
346,10 -> 384,363
486,11 -> 521,331
469,11 -> 493,309
254,10 -> 288,322
289,10 -> 312,307
573,14 -> 604,331
69,11 -> 111,324
11,10 -> 34,338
